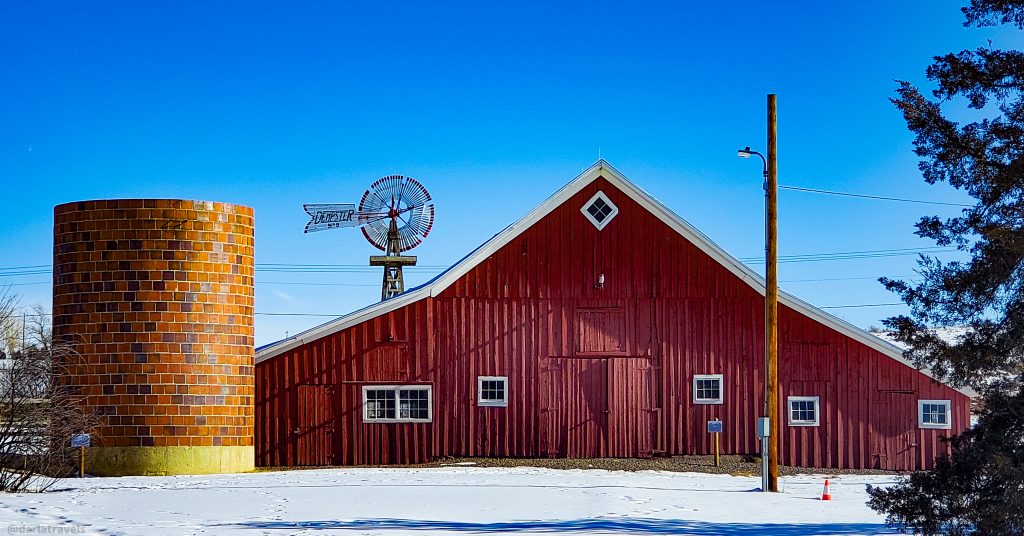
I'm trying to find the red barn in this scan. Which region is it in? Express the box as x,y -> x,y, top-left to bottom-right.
255,161 -> 972,471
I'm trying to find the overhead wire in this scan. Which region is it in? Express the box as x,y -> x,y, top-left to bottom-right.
0,264 -> 450,277
0,246 -> 960,278
737,246 -> 957,265
258,281 -> 380,287
254,302 -> 912,316
780,274 -> 916,283
0,273 -> 932,287
1,183 -> 964,327
779,184 -> 973,207
0,187 -> 960,308
819,303 -> 906,309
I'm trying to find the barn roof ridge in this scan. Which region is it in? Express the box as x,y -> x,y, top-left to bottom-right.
255,160 -> 973,397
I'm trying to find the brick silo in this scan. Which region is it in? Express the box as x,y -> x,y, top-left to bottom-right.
53,199 -> 255,476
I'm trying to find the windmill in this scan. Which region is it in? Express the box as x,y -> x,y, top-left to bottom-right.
303,175 -> 435,301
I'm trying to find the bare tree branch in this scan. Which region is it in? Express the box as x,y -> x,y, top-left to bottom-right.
0,290 -> 97,492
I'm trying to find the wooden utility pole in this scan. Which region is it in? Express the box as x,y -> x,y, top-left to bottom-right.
765,93 -> 780,491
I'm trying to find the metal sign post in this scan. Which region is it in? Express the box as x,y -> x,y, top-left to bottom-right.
71,434 -> 90,477
707,420 -> 723,467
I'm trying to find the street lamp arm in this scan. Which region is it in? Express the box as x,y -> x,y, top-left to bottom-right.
737,146 -> 768,179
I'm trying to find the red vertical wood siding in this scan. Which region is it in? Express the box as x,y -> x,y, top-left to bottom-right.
256,176 -> 972,470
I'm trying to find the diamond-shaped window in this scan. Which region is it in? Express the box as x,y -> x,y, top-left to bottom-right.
580,191 -> 619,230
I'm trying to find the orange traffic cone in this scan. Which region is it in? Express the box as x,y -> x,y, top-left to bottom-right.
821,479 -> 833,501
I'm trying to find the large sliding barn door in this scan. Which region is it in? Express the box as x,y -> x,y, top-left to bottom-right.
296,384 -> 336,466
608,357 -> 655,458
541,357 -> 655,458
541,358 -> 607,457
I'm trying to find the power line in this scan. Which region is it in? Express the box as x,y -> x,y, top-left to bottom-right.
780,184 -> 973,207
0,247 -> 959,278
257,264 -> 447,271
819,303 -> 905,309
0,280 -> 424,288
780,274 -> 917,283
19,303 -> 911,318
0,264 -> 449,277
3,276 -> 920,288
0,263 -> 449,270
259,281 -> 380,287
255,268 -> 445,273
0,264 -> 50,270
0,269 -> 50,276
251,311 -> 344,317
257,263 -> 448,267
260,303 -> 909,317
3,276 -> 923,288
739,246 -> 957,264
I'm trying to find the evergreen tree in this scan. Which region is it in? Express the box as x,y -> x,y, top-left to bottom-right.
867,2 -> 1024,534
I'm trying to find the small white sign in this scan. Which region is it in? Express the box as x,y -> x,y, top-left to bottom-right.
303,203 -> 359,233
70,434 -> 90,447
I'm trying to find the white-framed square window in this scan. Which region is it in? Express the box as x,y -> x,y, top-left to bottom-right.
580,190 -> 619,230
918,399 -> 951,429
362,385 -> 432,423
693,374 -> 723,404
477,376 -> 508,407
787,396 -> 820,426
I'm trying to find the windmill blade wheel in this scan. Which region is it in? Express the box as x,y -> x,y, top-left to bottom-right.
357,175 -> 435,254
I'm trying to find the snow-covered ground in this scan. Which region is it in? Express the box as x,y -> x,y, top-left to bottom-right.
0,467 -> 902,535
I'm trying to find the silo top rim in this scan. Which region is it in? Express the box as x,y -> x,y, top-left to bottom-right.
54,199 -> 254,215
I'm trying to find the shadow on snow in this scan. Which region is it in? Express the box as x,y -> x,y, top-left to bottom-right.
220,518 -> 897,534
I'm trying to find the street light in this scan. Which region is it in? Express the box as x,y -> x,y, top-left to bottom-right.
737,146 -> 768,188
739,144 -> 767,493
738,94 -> 779,493
739,145 -> 772,494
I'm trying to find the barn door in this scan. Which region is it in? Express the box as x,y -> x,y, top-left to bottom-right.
607,357 -> 655,458
297,384 -> 336,466
540,357 -> 655,458
873,391 -> 918,471
541,358 -> 608,457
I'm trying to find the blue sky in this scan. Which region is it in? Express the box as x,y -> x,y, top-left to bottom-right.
2,2 -> 1020,346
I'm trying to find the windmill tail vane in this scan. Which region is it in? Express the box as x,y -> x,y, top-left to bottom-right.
302,203 -> 358,233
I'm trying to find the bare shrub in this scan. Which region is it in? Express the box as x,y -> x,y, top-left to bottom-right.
0,288 -> 97,492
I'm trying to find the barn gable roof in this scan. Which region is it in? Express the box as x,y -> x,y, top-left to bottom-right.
255,161 -> 973,397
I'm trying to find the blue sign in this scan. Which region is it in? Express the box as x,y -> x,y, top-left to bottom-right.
707,420 -> 723,433
70,434 -> 90,447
